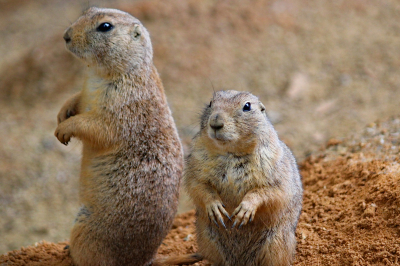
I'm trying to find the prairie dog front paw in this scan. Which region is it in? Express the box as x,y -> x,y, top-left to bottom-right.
205,200 -> 230,228
231,201 -> 257,228
57,92 -> 81,124
54,120 -> 75,145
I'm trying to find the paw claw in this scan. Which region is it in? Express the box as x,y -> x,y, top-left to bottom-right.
239,220 -> 245,229
214,221 -> 219,228
231,221 -> 237,229
212,217 -> 219,228
219,217 -> 227,229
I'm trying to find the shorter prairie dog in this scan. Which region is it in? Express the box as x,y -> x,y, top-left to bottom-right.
184,90 -> 303,266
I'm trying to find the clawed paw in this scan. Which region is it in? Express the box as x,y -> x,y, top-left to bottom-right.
57,107 -> 77,125
54,122 -> 73,145
231,201 -> 257,228
206,201 -> 231,229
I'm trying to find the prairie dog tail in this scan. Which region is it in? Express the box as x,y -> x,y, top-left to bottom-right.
153,253 -> 203,266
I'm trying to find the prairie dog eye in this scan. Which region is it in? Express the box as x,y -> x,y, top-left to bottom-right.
209,101 -> 212,108
243,102 -> 251,112
97,22 -> 114,32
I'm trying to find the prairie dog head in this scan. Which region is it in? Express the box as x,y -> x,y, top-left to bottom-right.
200,90 -> 273,155
63,7 -> 153,77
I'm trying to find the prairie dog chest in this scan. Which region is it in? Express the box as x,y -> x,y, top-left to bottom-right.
81,76 -> 109,112
205,153 -> 262,204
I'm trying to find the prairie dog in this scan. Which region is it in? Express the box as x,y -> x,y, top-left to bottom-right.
54,7 -> 183,266
184,90 -> 303,266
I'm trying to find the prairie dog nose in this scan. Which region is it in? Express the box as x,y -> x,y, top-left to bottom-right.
209,113 -> 224,130
63,28 -> 72,43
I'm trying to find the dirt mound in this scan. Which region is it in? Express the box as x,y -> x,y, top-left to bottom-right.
294,118 -> 400,265
2,119 -> 399,265
0,241 -> 72,266
297,156 -> 400,265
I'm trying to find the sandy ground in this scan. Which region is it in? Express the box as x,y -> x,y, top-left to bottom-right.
1,0 -> 400,259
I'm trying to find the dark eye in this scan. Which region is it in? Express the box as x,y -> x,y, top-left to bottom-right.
209,101 -> 212,108
243,102 -> 251,112
97,22 -> 113,32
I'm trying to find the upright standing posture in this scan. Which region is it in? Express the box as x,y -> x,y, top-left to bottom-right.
55,7 -> 183,266
184,90 -> 303,266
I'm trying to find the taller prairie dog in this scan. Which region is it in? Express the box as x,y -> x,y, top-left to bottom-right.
54,7 -> 185,266
184,90 -> 303,266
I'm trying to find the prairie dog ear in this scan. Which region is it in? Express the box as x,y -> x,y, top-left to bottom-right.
131,24 -> 142,39
259,102 -> 266,112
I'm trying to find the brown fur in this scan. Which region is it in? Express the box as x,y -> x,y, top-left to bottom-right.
184,90 -> 303,266
54,7 -> 183,266
153,254 -> 203,266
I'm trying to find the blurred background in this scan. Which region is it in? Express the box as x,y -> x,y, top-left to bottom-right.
1,0 -> 399,254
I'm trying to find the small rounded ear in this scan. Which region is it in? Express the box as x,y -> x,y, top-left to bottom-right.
132,24 -> 142,39
259,102 -> 266,112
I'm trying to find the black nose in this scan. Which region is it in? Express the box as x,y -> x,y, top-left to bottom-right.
210,123 -> 224,130
63,31 -> 71,43
210,122 -> 224,130
210,114 -> 224,130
